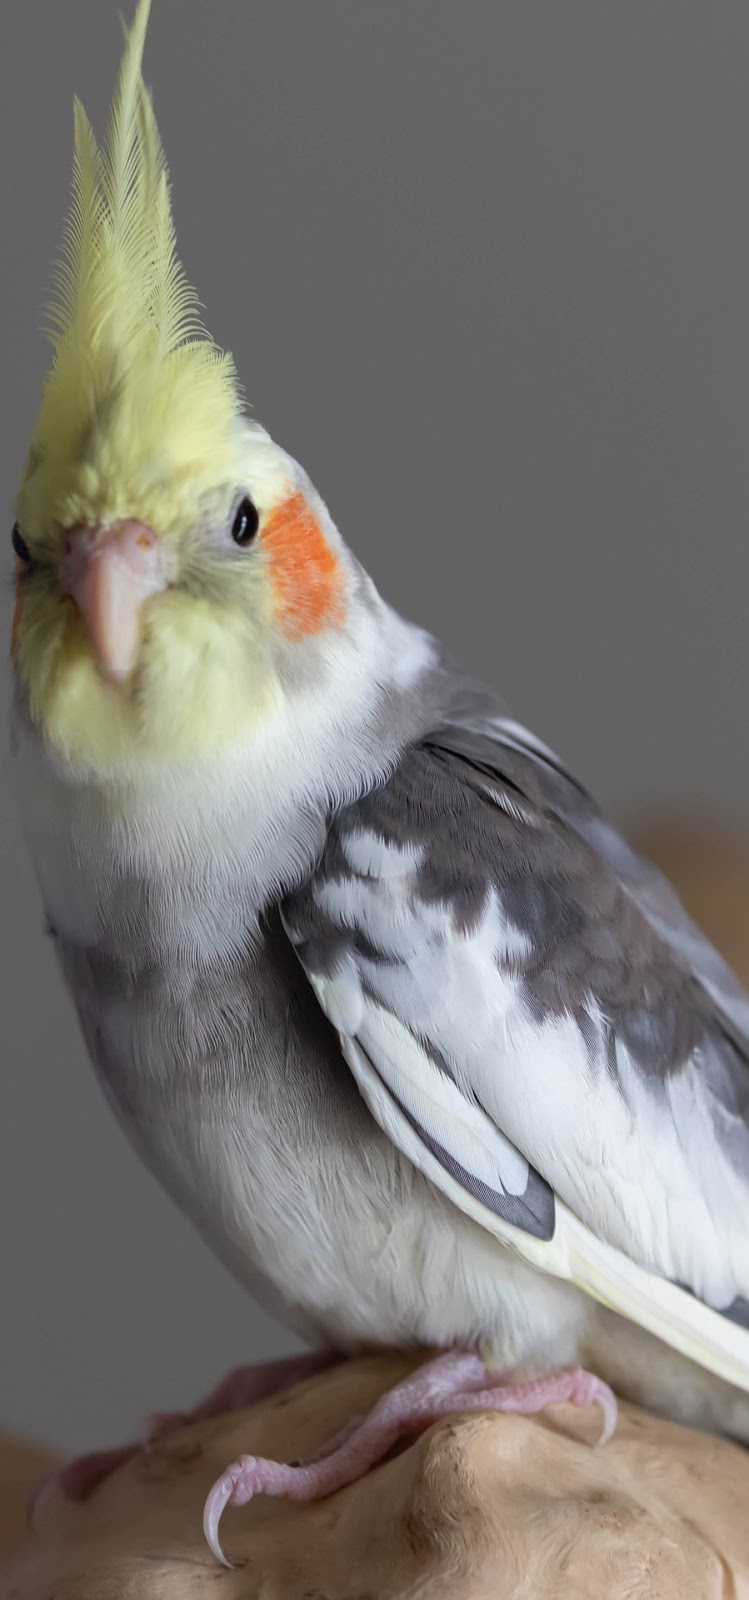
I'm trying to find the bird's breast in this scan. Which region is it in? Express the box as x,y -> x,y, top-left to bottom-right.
12,724 -> 579,1363
49,897 -> 554,1362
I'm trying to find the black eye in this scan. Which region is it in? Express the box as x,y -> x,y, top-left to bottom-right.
11,523 -> 32,565
231,496 -> 260,547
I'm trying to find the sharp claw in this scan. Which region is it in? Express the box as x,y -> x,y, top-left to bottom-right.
203,1472 -> 237,1569
595,1388 -> 619,1446
198,1355 -> 619,1571
570,1370 -> 618,1446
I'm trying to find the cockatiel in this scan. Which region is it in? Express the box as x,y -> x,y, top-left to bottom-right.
11,0 -> 749,1568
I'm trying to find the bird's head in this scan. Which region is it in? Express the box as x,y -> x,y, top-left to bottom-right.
11,0 -> 355,782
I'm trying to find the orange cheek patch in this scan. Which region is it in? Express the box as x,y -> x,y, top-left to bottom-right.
263,491 -> 345,639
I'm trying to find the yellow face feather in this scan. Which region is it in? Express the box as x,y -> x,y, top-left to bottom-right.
12,0 -> 336,779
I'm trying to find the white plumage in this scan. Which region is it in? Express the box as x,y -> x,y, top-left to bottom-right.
12,0 -> 749,1473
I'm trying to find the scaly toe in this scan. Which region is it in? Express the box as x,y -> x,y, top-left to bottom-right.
203,1438 -> 387,1567
308,1412 -> 364,1463
203,1453 -> 308,1566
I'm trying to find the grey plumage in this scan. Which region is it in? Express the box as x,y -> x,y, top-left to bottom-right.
13,491 -> 749,1441
283,666 -> 749,1329
13,0 -> 749,1466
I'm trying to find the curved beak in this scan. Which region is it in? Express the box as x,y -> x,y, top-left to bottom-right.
63,520 -> 169,685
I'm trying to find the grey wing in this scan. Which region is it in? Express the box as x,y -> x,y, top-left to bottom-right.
441,703 -> 749,1050
282,698 -> 749,1391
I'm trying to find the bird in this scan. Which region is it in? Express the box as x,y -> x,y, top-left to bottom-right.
10,0 -> 749,1568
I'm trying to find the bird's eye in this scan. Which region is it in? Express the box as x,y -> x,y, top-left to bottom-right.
11,523 -> 32,565
231,496 -> 260,547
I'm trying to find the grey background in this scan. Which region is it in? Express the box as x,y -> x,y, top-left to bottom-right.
1,1 -> 747,1453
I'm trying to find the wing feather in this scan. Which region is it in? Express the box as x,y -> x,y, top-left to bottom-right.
282,678 -> 749,1391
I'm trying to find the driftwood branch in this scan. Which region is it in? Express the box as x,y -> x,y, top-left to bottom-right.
2,1351 -> 749,1599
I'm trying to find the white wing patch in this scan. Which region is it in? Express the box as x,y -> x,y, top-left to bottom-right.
326,890 -> 748,1311
341,829 -> 425,880
305,963 -> 532,1200
309,956 -> 364,1036
300,868 -> 749,1304
465,1000 -> 748,1312
337,1023 -> 749,1398
282,721 -> 749,1397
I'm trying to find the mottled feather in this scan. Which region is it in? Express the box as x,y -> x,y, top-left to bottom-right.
282,670 -> 749,1387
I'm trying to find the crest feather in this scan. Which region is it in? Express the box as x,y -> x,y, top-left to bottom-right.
24,0 -> 244,544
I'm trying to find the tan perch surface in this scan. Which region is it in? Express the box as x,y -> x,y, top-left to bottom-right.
0,1351 -> 748,1598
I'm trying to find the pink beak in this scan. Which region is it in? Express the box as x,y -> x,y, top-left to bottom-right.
63,520 -> 169,685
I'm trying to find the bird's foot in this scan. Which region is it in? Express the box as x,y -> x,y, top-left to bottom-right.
142,1351 -> 337,1446
32,1351 -> 338,1518
203,1349 -> 618,1567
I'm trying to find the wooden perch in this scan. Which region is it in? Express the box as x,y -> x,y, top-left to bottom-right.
0,1435 -> 58,1573
2,1351 -> 749,1599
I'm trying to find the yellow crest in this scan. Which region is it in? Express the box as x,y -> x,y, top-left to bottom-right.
19,0 -> 244,547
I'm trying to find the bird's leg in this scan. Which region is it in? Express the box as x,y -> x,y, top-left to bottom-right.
203,1349 -> 618,1568
142,1350 -> 338,1445
38,1352 -> 339,1511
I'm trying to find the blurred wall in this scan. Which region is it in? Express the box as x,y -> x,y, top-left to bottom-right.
1,0 -> 747,1452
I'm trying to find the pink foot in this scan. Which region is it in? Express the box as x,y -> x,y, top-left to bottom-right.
203,1351 -> 618,1567
142,1351 -> 337,1446
33,1352 -> 338,1517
